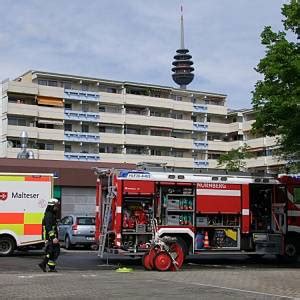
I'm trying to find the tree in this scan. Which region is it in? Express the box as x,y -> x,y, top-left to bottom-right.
252,0 -> 300,170
217,144 -> 253,172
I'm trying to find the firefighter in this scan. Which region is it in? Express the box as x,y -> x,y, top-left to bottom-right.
38,198 -> 60,272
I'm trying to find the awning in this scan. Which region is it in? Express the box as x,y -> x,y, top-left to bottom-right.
37,96 -> 63,107
38,119 -> 64,125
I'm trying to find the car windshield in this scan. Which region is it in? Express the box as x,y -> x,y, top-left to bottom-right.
76,217 -> 95,225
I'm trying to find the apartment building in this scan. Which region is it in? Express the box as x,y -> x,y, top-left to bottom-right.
0,70 -> 283,173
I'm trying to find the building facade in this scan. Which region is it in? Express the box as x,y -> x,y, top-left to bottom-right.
0,70 -> 283,173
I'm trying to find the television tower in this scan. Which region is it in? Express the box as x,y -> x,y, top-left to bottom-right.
172,6 -> 194,89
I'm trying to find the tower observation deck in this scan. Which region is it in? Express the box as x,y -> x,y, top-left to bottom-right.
172,6 -> 194,89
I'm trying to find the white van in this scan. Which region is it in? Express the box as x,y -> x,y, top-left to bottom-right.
0,173 -> 54,256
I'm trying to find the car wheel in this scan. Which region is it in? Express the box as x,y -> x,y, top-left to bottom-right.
65,235 -> 73,250
0,236 -> 15,256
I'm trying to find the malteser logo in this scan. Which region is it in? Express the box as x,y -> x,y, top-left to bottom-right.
0,192 -> 8,201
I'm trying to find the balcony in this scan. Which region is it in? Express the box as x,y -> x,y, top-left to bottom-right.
7,125 -> 38,139
193,141 -> 208,150
206,104 -> 227,115
4,81 -> 38,95
6,148 -> 64,160
8,103 -> 38,117
64,131 -> 100,143
38,128 -> 64,141
64,110 -> 100,122
99,153 -> 194,168
193,104 -> 208,113
193,159 -> 209,168
64,152 -> 100,162
64,89 -> 99,102
193,122 -> 208,132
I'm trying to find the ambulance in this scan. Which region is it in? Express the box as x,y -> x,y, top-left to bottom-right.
0,173 -> 54,256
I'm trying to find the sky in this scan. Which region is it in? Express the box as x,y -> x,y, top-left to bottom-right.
0,0 -> 288,108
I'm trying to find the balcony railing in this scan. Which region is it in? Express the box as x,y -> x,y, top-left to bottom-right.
193,159 -> 209,168
64,131 -> 100,143
193,104 -> 208,113
193,141 -> 208,150
64,152 -> 100,161
64,89 -> 99,102
193,122 -> 208,132
64,110 -> 100,122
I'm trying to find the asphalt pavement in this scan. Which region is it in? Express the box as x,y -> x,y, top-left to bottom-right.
0,249 -> 300,299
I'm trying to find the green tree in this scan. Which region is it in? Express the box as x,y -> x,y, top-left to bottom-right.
252,0 -> 300,169
217,144 -> 253,172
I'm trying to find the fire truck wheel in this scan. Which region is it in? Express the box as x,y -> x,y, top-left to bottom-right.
0,236 -> 15,256
285,243 -> 297,258
154,251 -> 172,271
277,242 -> 298,262
169,242 -> 185,271
174,236 -> 188,257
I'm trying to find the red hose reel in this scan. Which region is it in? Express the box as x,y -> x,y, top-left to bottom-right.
142,240 -> 184,271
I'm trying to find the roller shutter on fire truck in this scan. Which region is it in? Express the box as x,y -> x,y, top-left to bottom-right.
196,183 -> 241,214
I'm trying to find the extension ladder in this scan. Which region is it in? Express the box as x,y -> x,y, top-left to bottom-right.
97,172 -> 115,258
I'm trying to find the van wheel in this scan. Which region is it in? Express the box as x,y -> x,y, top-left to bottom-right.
65,235 -> 73,250
0,236 -> 15,256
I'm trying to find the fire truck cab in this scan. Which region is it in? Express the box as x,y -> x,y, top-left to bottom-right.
95,168 -> 300,262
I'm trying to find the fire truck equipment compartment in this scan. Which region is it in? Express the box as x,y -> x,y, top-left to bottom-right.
123,180 -> 155,195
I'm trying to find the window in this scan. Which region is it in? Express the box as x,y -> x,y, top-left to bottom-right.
126,147 -> 146,155
8,117 -> 27,126
8,139 -> 20,148
48,80 -> 58,87
64,124 -> 72,131
45,144 -> 54,150
107,88 -> 117,93
82,124 -> 89,133
65,145 -> 72,152
173,151 -> 184,157
150,111 -> 162,117
151,149 -> 161,156
171,113 -> 183,120
126,127 -> 141,135
37,123 -> 54,129
76,217 -> 95,225
82,103 -> 89,112
62,216 -> 73,225
171,95 -> 182,101
81,84 -> 89,91
65,103 -> 72,110
61,81 -> 72,89
38,79 -> 48,86
208,153 -> 221,159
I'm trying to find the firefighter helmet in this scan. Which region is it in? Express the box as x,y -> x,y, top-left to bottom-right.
48,198 -> 59,206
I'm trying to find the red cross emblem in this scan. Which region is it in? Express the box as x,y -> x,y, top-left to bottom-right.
0,192 -> 8,201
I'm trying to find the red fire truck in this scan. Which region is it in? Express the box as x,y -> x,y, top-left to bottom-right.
95,168 -> 300,270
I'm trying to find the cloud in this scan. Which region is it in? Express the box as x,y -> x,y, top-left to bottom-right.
0,0 -> 288,108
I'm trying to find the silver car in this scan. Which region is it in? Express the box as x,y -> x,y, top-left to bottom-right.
58,215 -> 96,249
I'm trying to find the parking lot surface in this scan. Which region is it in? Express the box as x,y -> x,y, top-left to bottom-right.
0,249 -> 300,299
